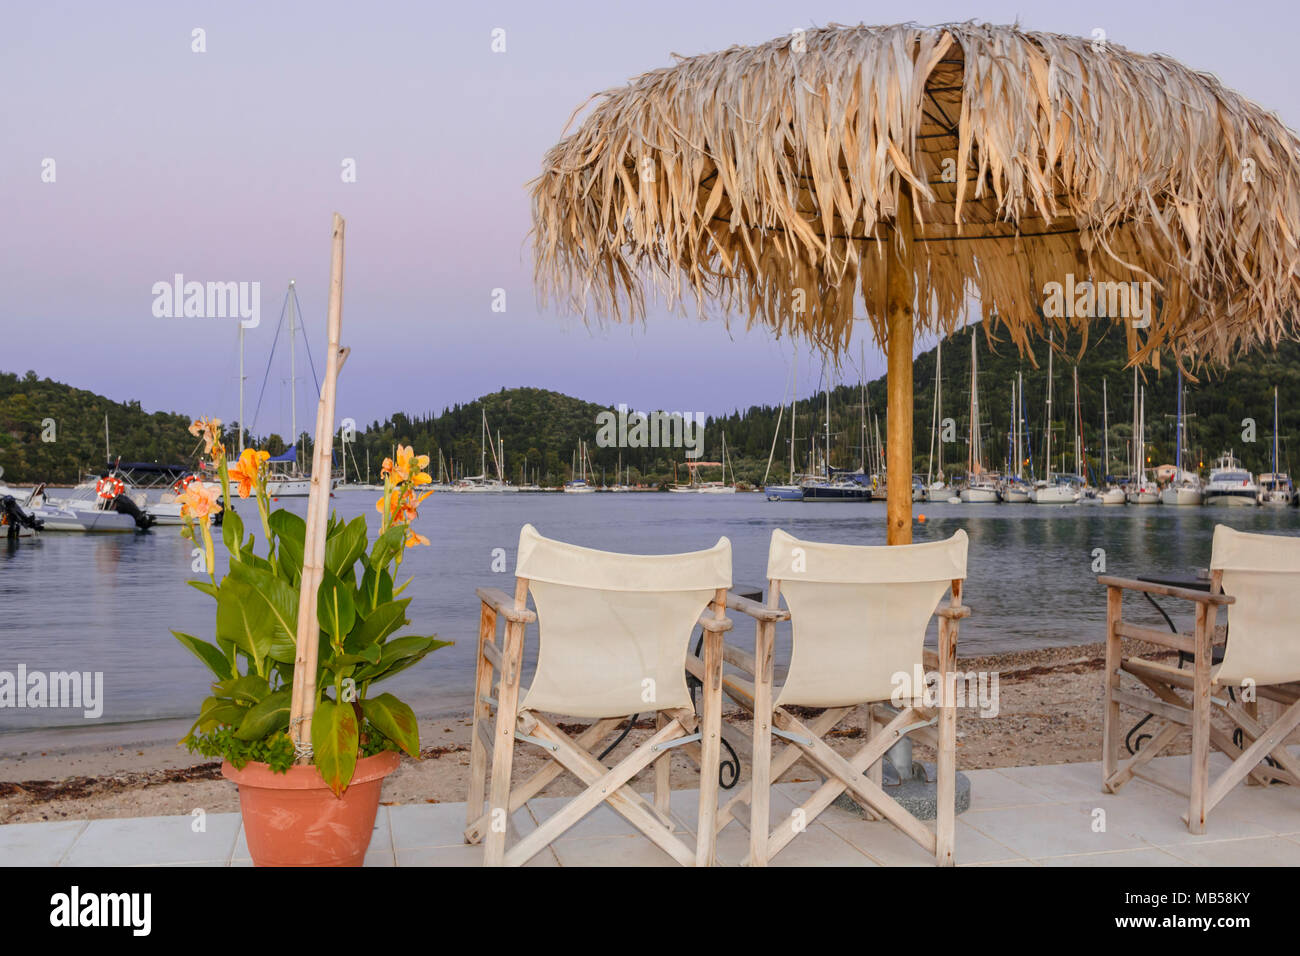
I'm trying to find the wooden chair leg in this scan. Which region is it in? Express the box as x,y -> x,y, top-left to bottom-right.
695,625 -> 724,867
1102,585 -> 1123,790
935,615 -> 957,867
1187,602 -> 1213,834
484,619 -> 525,866
748,619 -> 775,866
465,604 -> 497,839
654,712 -> 671,817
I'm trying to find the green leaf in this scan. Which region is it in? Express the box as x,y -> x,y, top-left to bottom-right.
318,572 -> 356,642
271,510 -> 305,582
354,635 -> 450,685
234,689 -> 291,741
311,698 -> 359,795
221,506 -> 245,557
227,561 -> 300,663
193,695 -> 250,734
344,599 -> 410,652
325,515 -> 369,580
187,580 -> 219,599
361,693 -> 419,758
369,525 -> 406,572
358,564 -> 394,614
172,631 -> 234,680
211,674 -> 272,704
215,576 -> 273,674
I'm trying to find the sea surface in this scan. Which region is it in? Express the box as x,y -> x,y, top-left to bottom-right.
3,489 -> 1298,738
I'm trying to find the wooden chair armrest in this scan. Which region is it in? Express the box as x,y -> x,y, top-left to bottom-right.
476,586 -> 537,623
698,613 -> 734,633
1097,576 -> 1234,605
936,604 -> 971,621
726,591 -> 789,622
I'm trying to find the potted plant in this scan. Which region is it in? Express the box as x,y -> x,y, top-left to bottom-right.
173,417 -> 447,866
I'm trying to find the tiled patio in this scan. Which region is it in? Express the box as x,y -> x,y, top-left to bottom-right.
4,754 -> 1300,866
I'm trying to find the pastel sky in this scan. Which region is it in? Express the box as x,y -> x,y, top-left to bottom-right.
2,0 -> 1296,434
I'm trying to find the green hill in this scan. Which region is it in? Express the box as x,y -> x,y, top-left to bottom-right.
6,324 -> 1299,487
0,370 -> 203,484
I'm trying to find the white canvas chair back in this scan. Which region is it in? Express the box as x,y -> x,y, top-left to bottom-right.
766,529 -> 968,707
515,523 -> 732,718
1211,524 -> 1300,685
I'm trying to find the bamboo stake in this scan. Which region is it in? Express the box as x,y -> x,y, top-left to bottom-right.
885,187 -> 915,545
289,213 -> 349,757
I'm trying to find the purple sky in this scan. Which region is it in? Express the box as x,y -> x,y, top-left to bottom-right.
3,0 -> 1297,434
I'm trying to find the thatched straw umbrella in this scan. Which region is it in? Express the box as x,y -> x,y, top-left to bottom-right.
531,22 -> 1300,542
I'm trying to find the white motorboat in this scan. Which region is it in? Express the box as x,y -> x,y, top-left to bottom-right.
1204,451 -> 1259,507
26,484 -> 148,533
1101,487 -> 1127,505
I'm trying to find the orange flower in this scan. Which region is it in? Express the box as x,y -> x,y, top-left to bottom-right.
405,530 -> 430,548
229,449 -> 269,498
189,417 -> 223,455
382,445 -> 430,484
179,482 -> 223,522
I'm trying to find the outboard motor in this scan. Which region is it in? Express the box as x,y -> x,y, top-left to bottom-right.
110,493 -> 157,531
1,495 -> 44,539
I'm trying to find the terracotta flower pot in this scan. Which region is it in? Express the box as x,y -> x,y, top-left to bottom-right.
223,749 -> 400,867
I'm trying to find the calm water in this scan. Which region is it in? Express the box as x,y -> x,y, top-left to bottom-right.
3,490 -> 1299,735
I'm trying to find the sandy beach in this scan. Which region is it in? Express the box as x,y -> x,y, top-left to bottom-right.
0,643 -> 1200,825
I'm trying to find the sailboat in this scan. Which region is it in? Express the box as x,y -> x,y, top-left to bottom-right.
454,409 -> 520,492
1073,367 -> 1101,504
1258,386 -> 1295,506
1126,372 -> 1160,504
1100,379 -> 1127,504
924,339 -> 950,501
1161,368 -> 1203,505
764,346 -> 804,500
1029,333 -> 1078,503
1001,373 -> 1031,502
960,331 -> 1001,503
563,440 -> 597,493
803,371 -> 870,501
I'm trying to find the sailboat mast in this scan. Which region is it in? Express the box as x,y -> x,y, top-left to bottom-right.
1103,379 -> 1110,479
790,345 -> 797,482
825,377 -> 831,478
1177,368 -> 1184,475
928,341 -> 940,485
1044,332 -> 1053,479
968,331 -> 978,475
288,280 -> 297,462
1016,370 -> 1024,478
1132,367 -> 1140,480
1073,366 -> 1081,478
238,324 -> 246,454
1274,386 -> 1280,476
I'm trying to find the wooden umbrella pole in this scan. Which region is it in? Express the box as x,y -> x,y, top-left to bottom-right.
289,212 -> 349,756
885,186 -> 915,545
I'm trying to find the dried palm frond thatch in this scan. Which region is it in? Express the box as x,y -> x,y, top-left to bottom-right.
531,22 -> 1300,367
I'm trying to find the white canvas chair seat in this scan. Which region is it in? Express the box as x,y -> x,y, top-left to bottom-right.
464,524 -> 733,866
1100,525 -> 1300,834
705,529 -> 969,866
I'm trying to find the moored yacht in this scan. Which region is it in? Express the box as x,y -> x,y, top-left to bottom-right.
1258,473 -> 1295,507
1204,451 -> 1259,507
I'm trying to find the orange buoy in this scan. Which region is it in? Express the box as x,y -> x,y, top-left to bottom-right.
96,476 -> 125,500
917,513 -> 927,523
